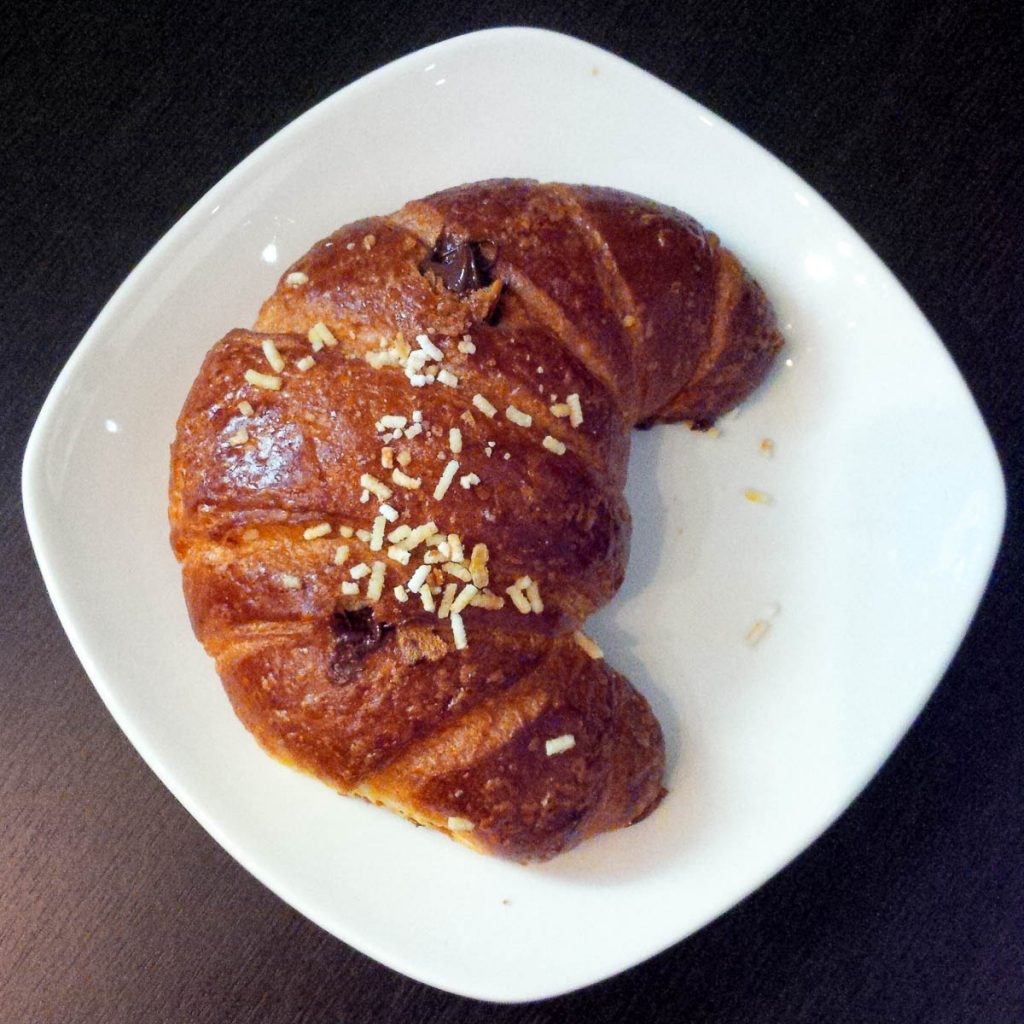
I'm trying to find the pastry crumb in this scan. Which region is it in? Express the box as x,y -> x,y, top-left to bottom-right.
745,603 -> 780,646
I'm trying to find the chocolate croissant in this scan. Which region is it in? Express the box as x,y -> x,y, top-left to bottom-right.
169,179 -> 782,861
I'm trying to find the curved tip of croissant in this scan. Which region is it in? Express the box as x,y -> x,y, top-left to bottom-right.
629,785 -> 669,826
642,255 -> 784,428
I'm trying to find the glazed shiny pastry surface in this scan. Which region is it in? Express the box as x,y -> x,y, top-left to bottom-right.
170,179 -> 783,861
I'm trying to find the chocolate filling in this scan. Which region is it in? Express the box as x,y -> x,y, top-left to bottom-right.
427,234 -> 497,293
329,607 -> 394,683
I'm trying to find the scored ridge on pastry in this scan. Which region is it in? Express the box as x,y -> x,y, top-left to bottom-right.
169,179 -> 783,861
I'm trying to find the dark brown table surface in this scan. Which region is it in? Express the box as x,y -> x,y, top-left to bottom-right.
3,2 -> 1021,1021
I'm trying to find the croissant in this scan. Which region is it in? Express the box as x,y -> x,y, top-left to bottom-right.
169,179 -> 782,861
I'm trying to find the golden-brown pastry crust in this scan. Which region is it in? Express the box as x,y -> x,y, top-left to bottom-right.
169,179 -> 782,861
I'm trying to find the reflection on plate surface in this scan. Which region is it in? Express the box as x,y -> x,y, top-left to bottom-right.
22,28 -> 1005,1002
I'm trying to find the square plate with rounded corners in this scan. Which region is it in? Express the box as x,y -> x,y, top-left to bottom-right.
22,27 -> 1005,1003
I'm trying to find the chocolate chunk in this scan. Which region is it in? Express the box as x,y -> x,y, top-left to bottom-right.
428,234 -> 497,293
329,607 -> 393,683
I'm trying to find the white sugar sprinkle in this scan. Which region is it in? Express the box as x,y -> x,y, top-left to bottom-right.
450,583 -> 479,615
307,321 -> 337,348
392,468 -> 421,490
567,393 -> 584,428
397,522 -> 437,551
472,394 -> 497,418
573,631 -> 604,659
387,524 -> 412,544
407,564 -> 431,593
387,545 -> 411,565
433,460 -> 459,500
244,369 -> 280,391
360,473 -> 393,501
415,334 -> 444,361
444,562 -> 472,583
505,405 -> 532,427
545,734 -> 576,756
447,534 -> 464,563
261,339 -> 285,373
369,516 -> 386,551
366,561 -> 386,601
437,582 -> 458,619
450,611 -> 468,651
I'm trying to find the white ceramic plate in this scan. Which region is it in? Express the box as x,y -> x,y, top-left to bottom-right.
22,28 -> 1005,1002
